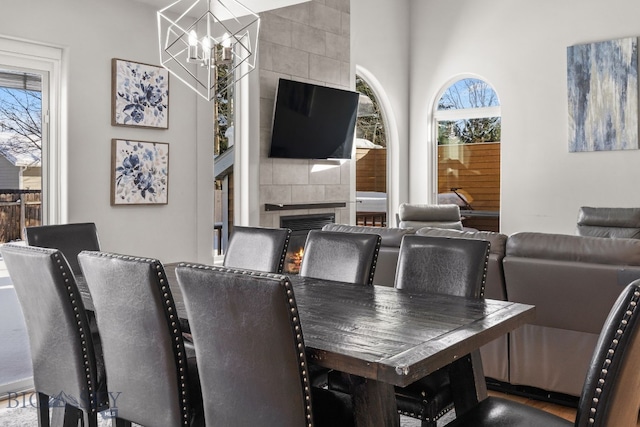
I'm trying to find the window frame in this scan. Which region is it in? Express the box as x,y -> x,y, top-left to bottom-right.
0,37 -> 63,225
431,76 -> 501,207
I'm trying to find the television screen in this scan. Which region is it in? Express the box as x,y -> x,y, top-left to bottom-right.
269,78 -> 359,159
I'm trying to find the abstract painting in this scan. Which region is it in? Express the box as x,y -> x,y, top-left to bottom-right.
111,139 -> 169,205
567,37 -> 638,152
112,58 -> 169,129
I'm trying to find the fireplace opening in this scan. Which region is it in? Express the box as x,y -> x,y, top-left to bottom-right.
280,213 -> 335,274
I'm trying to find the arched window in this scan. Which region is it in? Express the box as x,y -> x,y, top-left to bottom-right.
355,74 -> 388,227
434,77 -> 501,231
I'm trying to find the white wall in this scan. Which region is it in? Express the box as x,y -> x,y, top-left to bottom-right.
351,0 -> 411,224
0,0 -> 212,263
409,0 -> 640,235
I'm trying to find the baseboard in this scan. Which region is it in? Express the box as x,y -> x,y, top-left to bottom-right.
0,378 -> 34,400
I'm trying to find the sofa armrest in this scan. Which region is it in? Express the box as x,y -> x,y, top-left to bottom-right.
504,257 -> 640,333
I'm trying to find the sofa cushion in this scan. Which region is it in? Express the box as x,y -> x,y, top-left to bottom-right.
506,231 -> 640,266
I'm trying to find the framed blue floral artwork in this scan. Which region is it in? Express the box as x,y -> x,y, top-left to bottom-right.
112,58 -> 169,129
111,139 -> 169,205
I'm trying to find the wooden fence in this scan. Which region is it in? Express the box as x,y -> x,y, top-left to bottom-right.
355,148 -> 387,193
0,189 -> 41,243
438,142 -> 501,231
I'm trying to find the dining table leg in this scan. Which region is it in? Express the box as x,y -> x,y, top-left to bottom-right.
346,374 -> 400,427
449,349 -> 488,417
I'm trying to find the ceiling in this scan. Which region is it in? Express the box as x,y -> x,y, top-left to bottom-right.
134,0 -> 310,14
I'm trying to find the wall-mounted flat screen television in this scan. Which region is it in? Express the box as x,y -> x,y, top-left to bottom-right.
269,78 -> 360,160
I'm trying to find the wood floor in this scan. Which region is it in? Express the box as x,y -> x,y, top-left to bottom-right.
488,390 -> 576,421
489,390 -> 640,426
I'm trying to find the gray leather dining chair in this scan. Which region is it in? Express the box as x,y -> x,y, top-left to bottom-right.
299,229 -> 382,285
1,243 -> 108,427
175,263 -> 355,427
223,225 -> 291,273
447,279 -> 640,427
329,235 -> 491,410
78,251 -> 203,427
24,222 -> 100,276
301,229 -> 382,388
393,235 -> 490,427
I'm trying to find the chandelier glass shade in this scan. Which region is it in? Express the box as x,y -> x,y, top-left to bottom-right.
157,0 -> 260,101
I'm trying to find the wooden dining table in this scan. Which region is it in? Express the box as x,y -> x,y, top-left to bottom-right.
77,263 -> 535,427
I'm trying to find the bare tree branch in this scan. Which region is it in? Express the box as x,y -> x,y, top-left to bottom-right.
0,87 -> 42,157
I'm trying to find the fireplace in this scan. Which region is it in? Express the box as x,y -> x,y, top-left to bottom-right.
280,213 -> 335,274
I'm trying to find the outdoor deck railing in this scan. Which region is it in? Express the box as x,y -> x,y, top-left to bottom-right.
0,189 -> 41,243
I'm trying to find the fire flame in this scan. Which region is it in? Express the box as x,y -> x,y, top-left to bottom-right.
286,247 -> 305,274
293,248 -> 304,265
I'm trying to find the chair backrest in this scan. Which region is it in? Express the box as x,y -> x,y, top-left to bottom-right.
25,222 -> 100,276
175,264 -> 312,427
574,280 -> 640,427
299,229 -> 381,285
322,223 -> 416,287
223,226 -> 291,273
77,251 -> 191,427
397,203 -> 463,230
0,243 -> 105,413
395,235 -> 490,298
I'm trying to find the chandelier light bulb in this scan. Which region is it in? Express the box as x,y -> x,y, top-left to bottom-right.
188,30 -> 198,47
221,32 -> 231,48
188,30 -> 198,61
202,36 -> 212,62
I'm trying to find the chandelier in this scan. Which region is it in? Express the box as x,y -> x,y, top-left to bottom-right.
157,0 -> 260,101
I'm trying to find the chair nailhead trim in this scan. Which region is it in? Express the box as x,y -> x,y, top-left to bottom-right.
51,251 -> 108,412
94,252 -> 191,425
278,230 -> 292,274
368,238 -> 382,285
586,287 -> 640,424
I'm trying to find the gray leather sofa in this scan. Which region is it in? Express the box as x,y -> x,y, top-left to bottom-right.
503,232 -> 640,397
416,227 -> 509,383
321,224 -> 415,287
576,206 -> 640,238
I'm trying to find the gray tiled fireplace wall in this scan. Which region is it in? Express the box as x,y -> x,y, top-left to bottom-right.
258,0 -> 352,229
